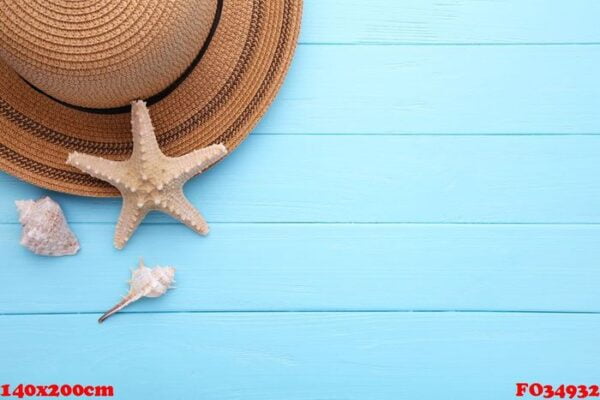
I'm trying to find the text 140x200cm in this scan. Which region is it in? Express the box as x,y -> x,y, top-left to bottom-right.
1,384 -> 114,398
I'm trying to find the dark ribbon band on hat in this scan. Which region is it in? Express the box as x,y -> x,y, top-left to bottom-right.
21,0 -> 223,115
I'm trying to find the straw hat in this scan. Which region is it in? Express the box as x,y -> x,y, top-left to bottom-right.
0,0 -> 302,196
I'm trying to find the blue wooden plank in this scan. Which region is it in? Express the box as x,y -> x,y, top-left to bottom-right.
1,223 -> 599,314
2,135 -> 600,223
0,312 -> 598,399
301,0 -> 600,44
254,45 -> 600,134
1,1 -> 598,396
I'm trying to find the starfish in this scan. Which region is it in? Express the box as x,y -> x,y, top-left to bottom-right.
67,100 -> 227,249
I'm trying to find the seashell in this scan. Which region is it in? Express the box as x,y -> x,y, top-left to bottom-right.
15,196 -> 80,256
99,258 -> 176,323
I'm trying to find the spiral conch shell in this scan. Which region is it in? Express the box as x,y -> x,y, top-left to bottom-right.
15,196 -> 80,256
99,259 -> 176,323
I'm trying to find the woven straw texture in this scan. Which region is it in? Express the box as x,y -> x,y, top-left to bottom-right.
0,0 -> 302,196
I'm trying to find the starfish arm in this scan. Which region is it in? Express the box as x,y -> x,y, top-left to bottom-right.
160,190 -> 209,235
168,144 -> 228,181
67,152 -> 127,187
130,100 -> 162,162
114,197 -> 148,249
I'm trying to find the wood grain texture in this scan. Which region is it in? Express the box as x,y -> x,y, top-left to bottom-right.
301,0 -> 600,44
1,1 -> 599,395
255,45 -> 600,134
0,312 -> 598,399
1,223 -> 599,314
3,135 -> 600,223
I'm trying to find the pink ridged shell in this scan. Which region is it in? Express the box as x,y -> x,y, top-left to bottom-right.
15,197 -> 80,256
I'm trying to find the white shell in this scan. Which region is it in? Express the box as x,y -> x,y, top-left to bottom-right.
129,263 -> 176,298
15,197 -> 80,256
99,259 -> 175,323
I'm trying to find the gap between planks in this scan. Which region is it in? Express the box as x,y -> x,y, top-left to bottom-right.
251,133 -> 600,136
6,222 -> 600,226
2,310 -> 600,318
298,42 -> 600,46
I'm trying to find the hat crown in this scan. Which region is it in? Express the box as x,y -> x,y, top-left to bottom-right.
0,0 -> 217,109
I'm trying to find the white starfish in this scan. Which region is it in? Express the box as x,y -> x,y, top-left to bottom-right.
67,100 -> 227,249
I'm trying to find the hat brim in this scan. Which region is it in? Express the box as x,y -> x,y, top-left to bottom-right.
0,0 -> 302,197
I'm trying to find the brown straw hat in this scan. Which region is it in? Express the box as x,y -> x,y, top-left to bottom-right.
0,0 -> 302,196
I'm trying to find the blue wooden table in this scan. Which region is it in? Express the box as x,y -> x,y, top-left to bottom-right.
1,1 -> 599,398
